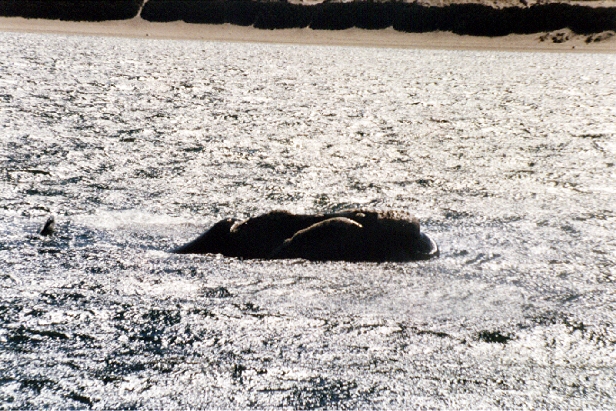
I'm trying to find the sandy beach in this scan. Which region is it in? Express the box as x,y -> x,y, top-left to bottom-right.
1,16 -> 615,52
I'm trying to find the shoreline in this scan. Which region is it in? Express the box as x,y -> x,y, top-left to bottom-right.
1,16 -> 615,52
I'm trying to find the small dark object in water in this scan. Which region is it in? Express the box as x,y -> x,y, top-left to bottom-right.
477,330 -> 514,344
174,210 -> 439,262
40,216 -> 56,236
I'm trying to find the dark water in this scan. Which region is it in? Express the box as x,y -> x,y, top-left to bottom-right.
1,31 -> 615,408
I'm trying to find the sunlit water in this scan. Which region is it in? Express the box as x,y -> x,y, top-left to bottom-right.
1,31 -> 615,408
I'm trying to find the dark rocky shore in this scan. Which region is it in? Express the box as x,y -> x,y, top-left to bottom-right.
0,0 -> 143,21
1,0 -> 615,36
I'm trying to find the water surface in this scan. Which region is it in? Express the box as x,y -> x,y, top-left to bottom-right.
1,32 -> 615,408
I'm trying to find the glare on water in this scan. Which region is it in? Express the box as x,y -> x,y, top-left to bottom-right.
0,32 -> 615,408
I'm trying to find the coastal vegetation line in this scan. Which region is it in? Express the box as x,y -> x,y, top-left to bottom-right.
0,0 -> 614,36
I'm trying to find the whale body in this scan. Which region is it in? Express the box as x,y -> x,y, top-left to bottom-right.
174,209 -> 439,262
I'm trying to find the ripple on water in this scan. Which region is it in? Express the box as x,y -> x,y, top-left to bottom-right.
0,31 -> 615,408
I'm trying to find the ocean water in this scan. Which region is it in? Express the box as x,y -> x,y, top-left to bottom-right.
0,31 -> 615,408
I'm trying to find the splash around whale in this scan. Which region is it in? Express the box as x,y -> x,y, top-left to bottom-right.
174,210 -> 439,262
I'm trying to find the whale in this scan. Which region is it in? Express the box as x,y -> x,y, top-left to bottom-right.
174,209 -> 439,262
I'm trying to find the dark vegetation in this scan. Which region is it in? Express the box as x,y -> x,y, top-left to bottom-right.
0,0 -> 143,21
1,0 -> 615,36
140,0 -> 616,35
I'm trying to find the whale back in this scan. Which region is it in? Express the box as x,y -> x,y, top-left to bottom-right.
229,210 -> 326,259
173,209 -> 438,261
271,210 -> 435,262
271,217 -> 364,261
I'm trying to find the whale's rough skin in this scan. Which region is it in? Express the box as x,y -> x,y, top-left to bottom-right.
173,210 -> 439,262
